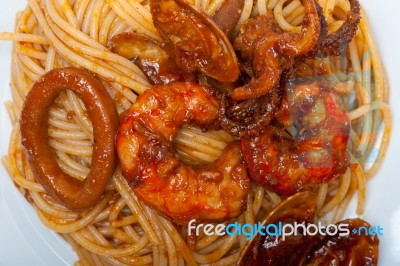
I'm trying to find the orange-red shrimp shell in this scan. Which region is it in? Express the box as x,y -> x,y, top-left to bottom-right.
116,82 -> 249,223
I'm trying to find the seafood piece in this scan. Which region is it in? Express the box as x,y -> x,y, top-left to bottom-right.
306,218 -> 379,265
116,82 -> 249,223
218,87 -> 282,138
238,192 -> 319,266
307,0 -> 361,57
150,0 -> 239,83
20,68 -> 119,211
109,32 -> 182,85
231,0 -> 322,100
238,192 -> 379,266
242,82 -> 350,195
211,0 -> 245,37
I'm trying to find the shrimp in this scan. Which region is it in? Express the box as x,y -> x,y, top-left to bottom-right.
241,82 -> 350,196
116,82 -> 250,223
231,0 -> 323,100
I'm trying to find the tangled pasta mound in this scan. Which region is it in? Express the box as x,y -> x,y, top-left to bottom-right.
1,0 -> 391,265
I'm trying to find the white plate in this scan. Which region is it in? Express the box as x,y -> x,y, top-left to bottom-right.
1,0 -> 400,265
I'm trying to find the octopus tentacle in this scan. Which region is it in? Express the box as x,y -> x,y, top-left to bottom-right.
307,0 -> 361,57
230,0 -> 322,101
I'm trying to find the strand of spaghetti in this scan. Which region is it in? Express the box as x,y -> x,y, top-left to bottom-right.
63,234 -> 94,266
194,234 -> 221,251
283,0 -> 301,16
45,46 -> 56,71
56,150 -> 90,174
348,102 -> 389,121
258,0 -> 268,15
70,230 -> 149,257
176,150 -> 209,165
162,228 -> 178,266
106,0 -> 159,40
252,185 -> 264,215
123,0 -> 153,22
48,117 -> 82,131
268,0 -> 279,10
111,216 -> 138,229
274,0 -> 301,33
109,196 -> 127,222
98,8 -> 116,45
89,0 -> 104,40
201,0 -> 210,10
74,0 -> 91,26
286,5 -> 304,25
350,36 -> 373,156
4,101 -> 17,125
81,0 -> 96,35
364,109 -> 392,179
174,143 -> 220,162
159,217 -> 198,265
28,0 -> 147,94
49,128 -> 88,140
49,139 -> 92,156
65,90 -> 94,136
245,190 -> 255,226
16,44 -> 47,60
183,125 -> 234,143
57,158 -> 88,180
174,137 -> 224,157
206,0 -> 225,15
45,4 -> 150,86
316,183 -> 328,212
176,129 -> 229,150
332,168 -> 358,223
17,56 -> 41,82
193,237 -> 239,264
265,189 -> 282,206
141,205 -> 168,265
319,169 -> 351,217
211,252 -> 240,266
87,225 -> 110,246
4,128 -> 45,192
0,32 -> 49,44
354,163 -> 366,214
9,68 -> 25,114
360,10 -> 388,102
48,0 -> 103,50
233,0 -> 253,35
322,0 -> 336,23
113,172 -> 161,246
57,0 -> 80,28
36,192 -> 113,233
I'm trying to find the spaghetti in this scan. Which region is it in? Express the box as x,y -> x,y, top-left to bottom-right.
0,0 -> 391,265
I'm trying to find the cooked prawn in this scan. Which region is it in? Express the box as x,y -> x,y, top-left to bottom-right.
116,82 -> 250,223
241,82 -> 350,195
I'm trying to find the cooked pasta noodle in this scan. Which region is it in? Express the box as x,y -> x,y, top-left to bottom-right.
1,0 -> 391,265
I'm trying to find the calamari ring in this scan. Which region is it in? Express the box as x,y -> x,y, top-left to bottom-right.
20,67 -> 119,211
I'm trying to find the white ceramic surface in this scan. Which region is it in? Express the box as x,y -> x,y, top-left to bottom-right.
0,0 -> 399,265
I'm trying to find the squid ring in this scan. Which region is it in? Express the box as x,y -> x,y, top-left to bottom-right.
20,67 -> 119,211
